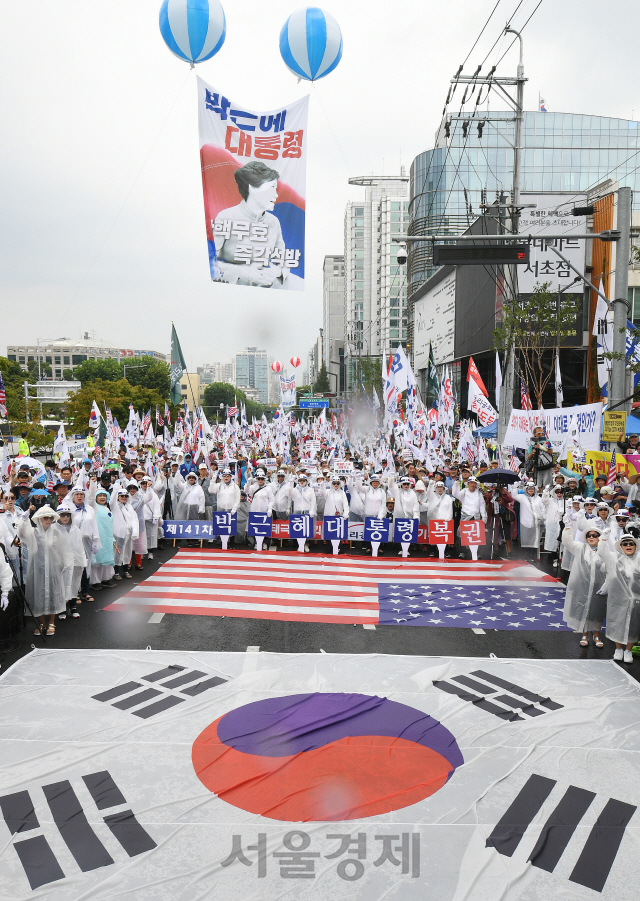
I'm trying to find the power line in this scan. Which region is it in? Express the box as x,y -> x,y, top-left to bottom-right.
462,0 -> 503,66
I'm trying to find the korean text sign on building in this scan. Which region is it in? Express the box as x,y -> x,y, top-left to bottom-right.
198,78 -> 308,291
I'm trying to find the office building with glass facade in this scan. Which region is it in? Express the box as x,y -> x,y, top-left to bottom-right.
343,175 -> 409,390
408,111 -> 640,294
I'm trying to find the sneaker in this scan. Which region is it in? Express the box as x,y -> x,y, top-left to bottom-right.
613,648 -> 624,661
102,579 -> 117,588
147,553 -> 153,560
624,650 -> 634,664
114,574 -> 122,581
71,611 -> 80,618
123,572 -> 132,579
58,612 -> 67,620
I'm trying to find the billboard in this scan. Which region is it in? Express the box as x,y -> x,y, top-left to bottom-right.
198,78 -> 308,291
413,270 -> 456,370
517,193 -> 586,293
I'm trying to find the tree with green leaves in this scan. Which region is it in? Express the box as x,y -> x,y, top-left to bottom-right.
72,358 -> 171,396
494,282 -> 582,408
313,363 -> 331,393
202,382 -> 266,423
64,379 -> 173,431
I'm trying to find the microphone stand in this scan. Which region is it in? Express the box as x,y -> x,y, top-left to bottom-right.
0,541 -> 46,644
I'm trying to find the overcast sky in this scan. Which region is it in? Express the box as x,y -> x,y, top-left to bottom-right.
1,0 -> 638,373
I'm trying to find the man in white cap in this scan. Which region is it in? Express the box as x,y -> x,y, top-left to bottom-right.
209,469 -> 240,549
247,471 -> 274,551
70,485 -> 101,601
290,474 -> 316,552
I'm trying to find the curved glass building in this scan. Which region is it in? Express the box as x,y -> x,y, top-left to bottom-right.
409,111 -> 640,295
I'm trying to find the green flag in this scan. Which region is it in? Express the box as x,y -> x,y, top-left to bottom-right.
170,324 -> 187,406
97,418 -> 107,448
427,342 -> 439,404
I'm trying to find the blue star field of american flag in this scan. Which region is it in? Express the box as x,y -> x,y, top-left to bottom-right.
378,583 -> 570,630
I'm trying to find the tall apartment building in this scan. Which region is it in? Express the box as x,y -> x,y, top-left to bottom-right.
235,347 -> 269,404
197,362 -> 235,385
322,255 -> 345,394
344,174 -> 409,390
6,335 -> 167,381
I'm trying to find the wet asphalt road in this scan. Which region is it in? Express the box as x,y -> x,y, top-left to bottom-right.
1,542 -> 638,682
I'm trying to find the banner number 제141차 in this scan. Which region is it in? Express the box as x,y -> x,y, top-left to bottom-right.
197,77 -> 308,291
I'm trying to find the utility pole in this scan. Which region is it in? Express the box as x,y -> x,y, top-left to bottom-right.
23,382 -> 30,423
498,26 -> 525,445
610,185 -> 631,412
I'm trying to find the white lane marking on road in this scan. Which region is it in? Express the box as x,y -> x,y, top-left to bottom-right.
363,624 -> 376,630
471,628 -> 486,634
148,613 -> 164,623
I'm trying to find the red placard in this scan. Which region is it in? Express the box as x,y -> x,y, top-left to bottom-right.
460,520 -> 486,546
428,520 -> 455,545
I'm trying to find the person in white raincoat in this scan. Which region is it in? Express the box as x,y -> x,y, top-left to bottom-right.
70,485 -> 101,601
110,486 -> 139,579
561,523 -> 607,648
517,483 -> 546,559
127,481 -> 147,568
575,498 -> 598,542
140,475 -> 161,559
602,510 -> 632,555
601,533 -> 640,663
414,480 -> 430,525
18,505 -> 72,635
427,481 -> 454,522
559,496 -> 583,573
541,485 -> 566,553
208,469 -> 240,515
354,473 -> 387,519
323,476 -> 349,555
55,505 -> 85,617
290,474 -> 317,552
389,476 -> 420,520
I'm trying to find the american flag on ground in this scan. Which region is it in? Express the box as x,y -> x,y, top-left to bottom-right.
104,551 -> 569,630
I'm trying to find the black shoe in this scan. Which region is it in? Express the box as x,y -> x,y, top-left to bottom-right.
102,579 -> 117,588
89,583 -> 103,591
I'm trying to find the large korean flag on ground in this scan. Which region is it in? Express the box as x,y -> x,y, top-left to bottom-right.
198,77 -> 308,291
1,649 -> 638,899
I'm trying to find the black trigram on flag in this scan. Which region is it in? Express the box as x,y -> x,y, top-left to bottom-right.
487,774 -> 637,892
92,663 -> 228,718
433,669 -> 564,722
0,771 -> 156,891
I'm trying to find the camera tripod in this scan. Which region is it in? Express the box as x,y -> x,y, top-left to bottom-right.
0,541 -> 47,644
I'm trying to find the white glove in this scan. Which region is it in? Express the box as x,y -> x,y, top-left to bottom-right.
596,588 -> 607,595
0,594 -> 8,611
92,542 -> 99,555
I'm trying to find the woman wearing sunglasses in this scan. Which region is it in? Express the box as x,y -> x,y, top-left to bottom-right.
601,533 -> 640,663
562,524 -> 607,648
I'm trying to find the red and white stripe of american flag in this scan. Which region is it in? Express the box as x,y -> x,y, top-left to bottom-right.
104,550 -> 558,624
606,449 -> 618,486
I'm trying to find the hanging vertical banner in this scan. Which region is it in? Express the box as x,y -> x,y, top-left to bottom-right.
198,77 -> 308,291
280,374 -> 296,408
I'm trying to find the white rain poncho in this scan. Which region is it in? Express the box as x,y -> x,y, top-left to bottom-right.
110,490 -> 139,566
517,491 -> 545,550
561,529 -> 607,632
427,490 -> 454,522
542,492 -> 566,552
602,537 -> 640,645
55,506 -> 87,599
128,483 -> 148,555
18,511 -> 72,616
324,487 -> 349,518
389,484 -> 420,520
142,485 -> 162,550
175,481 -> 206,520
560,502 -> 583,569
353,481 -> 386,519
209,479 -> 240,514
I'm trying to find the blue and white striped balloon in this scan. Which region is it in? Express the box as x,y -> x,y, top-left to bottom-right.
159,0 -> 226,65
279,7 -> 343,82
